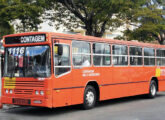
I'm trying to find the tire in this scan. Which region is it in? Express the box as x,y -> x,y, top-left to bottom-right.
148,80 -> 157,98
82,85 -> 96,110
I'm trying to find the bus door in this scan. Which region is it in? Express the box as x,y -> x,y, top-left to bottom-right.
100,43 -> 113,100
52,39 -> 72,107
71,41 -> 93,105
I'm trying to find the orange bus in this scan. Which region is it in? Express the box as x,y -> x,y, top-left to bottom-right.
1,32 -> 165,109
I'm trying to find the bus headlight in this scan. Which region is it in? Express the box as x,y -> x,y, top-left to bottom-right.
5,89 -> 9,94
9,90 -> 13,94
35,90 -> 39,95
40,91 -> 44,95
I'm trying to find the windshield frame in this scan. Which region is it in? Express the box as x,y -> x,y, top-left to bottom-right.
3,45 -> 51,78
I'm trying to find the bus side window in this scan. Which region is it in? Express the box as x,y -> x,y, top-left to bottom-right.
156,49 -> 165,66
113,45 -> 128,66
144,48 -> 155,66
54,44 -> 71,76
129,46 -> 143,66
93,43 -> 111,66
72,41 -> 91,67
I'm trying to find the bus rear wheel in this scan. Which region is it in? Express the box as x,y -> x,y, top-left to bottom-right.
148,80 -> 157,98
83,85 -> 96,110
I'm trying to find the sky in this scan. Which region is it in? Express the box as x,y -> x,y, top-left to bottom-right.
39,21 -> 56,32
39,20 -> 66,33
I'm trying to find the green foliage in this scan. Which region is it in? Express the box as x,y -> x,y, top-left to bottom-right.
0,21 -> 14,39
14,0 -> 44,32
0,0 -> 15,39
48,0 -> 146,37
119,0 -> 165,44
0,0 -> 164,44
0,0 -> 47,37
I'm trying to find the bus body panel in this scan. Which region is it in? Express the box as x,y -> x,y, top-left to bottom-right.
2,32 -> 165,108
99,67 -> 113,100
52,74 -> 73,107
158,67 -> 165,91
159,80 -> 165,91
1,77 -> 53,108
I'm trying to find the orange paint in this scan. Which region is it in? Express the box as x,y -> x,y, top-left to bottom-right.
1,32 -> 165,108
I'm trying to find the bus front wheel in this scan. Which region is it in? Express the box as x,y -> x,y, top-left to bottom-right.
148,80 -> 157,98
83,85 -> 96,110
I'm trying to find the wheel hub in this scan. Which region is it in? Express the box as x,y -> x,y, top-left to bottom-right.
86,91 -> 94,105
151,84 -> 156,96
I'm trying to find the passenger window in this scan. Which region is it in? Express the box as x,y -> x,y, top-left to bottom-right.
112,45 -> 128,66
129,46 -> 143,66
144,48 -> 155,66
72,41 -> 91,67
156,49 -> 165,66
93,43 -> 111,66
54,44 -> 71,76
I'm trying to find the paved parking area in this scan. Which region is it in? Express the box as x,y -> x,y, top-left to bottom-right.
0,93 -> 165,120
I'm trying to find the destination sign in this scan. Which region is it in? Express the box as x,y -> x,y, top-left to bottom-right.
5,34 -> 46,44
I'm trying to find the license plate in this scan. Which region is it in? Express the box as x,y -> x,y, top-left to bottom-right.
12,98 -> 31,105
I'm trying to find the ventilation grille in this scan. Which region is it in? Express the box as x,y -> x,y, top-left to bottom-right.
4,80 -> 44,88
14,89 -> 33,95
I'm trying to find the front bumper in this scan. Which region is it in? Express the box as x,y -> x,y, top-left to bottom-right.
1,96 -> 52,108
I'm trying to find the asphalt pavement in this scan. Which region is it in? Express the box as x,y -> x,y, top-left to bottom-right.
1,92 -> 165,120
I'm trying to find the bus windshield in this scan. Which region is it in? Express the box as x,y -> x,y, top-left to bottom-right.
4,45 -> 51,78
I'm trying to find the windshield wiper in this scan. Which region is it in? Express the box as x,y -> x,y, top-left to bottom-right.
32,72 -> 39,79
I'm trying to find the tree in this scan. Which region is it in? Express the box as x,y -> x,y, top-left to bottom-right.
13,0 -> 47,32
48,0 -> 146,37
0,0 -> 48,38
0,0 -> 16,39
118,0 -> 165,44
0,21 -> 14,39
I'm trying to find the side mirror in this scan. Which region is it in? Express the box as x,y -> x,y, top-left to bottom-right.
54,44 -> 63,55
57,44 -> 63,55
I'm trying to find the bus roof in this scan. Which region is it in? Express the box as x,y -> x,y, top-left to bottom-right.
3,32 -> 165,49
50,32 -> 165,49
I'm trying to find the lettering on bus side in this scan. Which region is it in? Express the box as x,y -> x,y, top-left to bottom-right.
82,70 -> 100,77
156,68 -> 165,77
161,69 -> 165,76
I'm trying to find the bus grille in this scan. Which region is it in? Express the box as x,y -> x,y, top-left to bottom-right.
14,89 -> 33,95
4,80 -> 44,88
